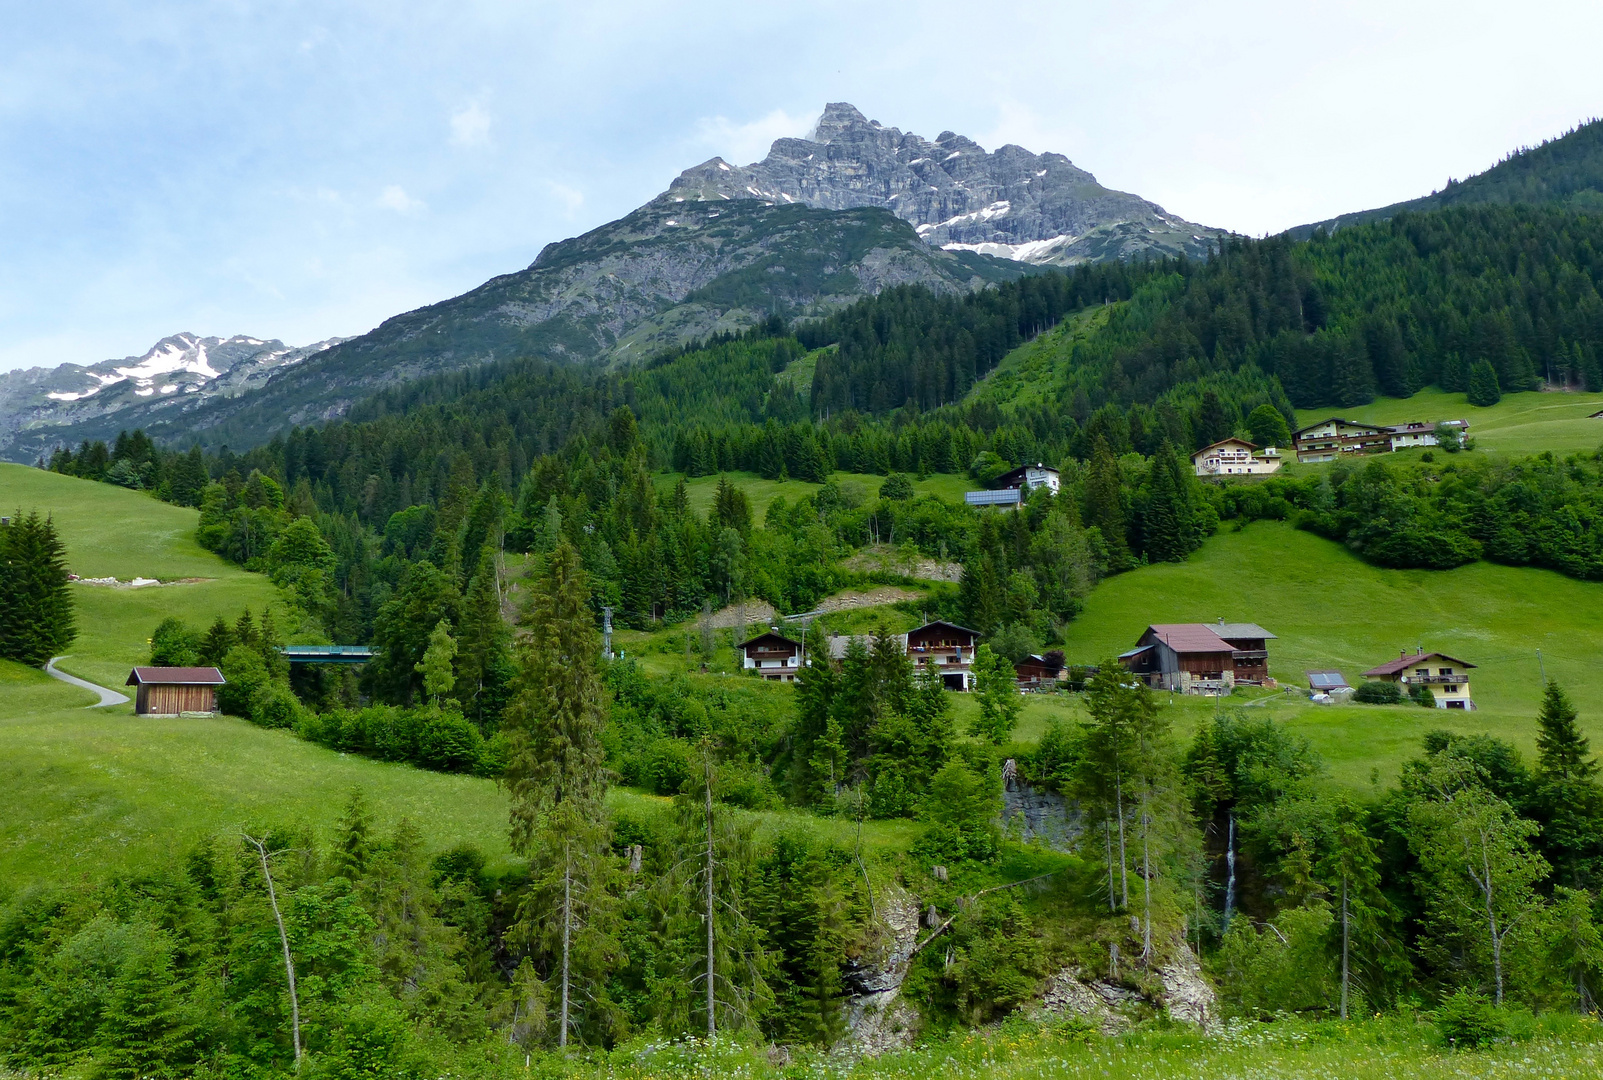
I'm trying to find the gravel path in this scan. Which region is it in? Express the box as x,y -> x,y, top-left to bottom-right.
46,656 -> 129,708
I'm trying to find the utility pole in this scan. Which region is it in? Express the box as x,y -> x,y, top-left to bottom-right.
602,606 -> 613,660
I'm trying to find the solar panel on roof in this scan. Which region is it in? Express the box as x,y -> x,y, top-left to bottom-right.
1306,671 -> 1349,690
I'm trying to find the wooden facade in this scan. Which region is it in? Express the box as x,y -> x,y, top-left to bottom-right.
905,621 -> 981,690
737,632 -> 803,681
1119,622 -> 1276,694
125,667 -> 226,716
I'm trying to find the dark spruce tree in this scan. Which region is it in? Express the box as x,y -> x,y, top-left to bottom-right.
0,510 -> 77,667
1467,358 -> 1502,406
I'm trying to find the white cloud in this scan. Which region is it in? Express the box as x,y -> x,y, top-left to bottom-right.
692,107 -> 813,166
450,100 -> 492,147
377,185 -> 425,214
548,182 -> 584,218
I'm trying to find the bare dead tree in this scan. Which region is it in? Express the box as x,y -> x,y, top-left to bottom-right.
243,833 -> 302,1069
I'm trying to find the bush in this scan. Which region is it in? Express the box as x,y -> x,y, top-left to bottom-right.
879,472 -> 915,501
1434,988 -> 1507,1048
295,703 -> 494,776
148,617 -> 199,667
216,646 -> 270,716
249,683 -> 304,729
1410,684 -> 1438,708
1354,680 -> 1405,705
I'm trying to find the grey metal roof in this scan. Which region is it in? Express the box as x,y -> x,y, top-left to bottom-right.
1214,622 -> 1277,640
1306,670 -> 1351,690
827,633 -> 907,659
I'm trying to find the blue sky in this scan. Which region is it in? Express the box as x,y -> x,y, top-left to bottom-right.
3,0 -> 1601,372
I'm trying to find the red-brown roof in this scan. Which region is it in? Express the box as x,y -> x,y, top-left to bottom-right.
126,666 -> 226,686
1361,652 -> 1475,678
1143,624 -> 1235,654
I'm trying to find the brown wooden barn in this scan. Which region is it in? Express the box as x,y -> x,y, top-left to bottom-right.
125,667 -> 226,716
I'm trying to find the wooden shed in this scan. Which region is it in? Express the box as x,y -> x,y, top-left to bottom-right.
125,667 -> 226,716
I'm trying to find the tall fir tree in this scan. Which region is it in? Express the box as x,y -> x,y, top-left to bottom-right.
1084,435 -> 1131,570
0,510 -> 76,667
503,541 -> 614,1047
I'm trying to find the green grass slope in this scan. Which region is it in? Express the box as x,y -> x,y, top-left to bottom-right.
1295,387 -> 1603,456
0,463 -> 280,688
0,660 -> 517,886
1058,521 -> 1603,786
662,469 -> 971,522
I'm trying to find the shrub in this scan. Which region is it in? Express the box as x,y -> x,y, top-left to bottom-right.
879,472 -> 915,501
1354,680 -> 1405,705
148,617 -> 199,667
216,646 -> 270,716
416,706 -> 485,774
1434,988 -> 1506,1048
249,683 -> 304,729
1410,684 -> 1438,708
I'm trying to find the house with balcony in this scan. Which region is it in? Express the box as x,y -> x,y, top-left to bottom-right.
1387,420 -> 1468,450
906,620 -> 981,689
1292,418 -> 1393,463
738,630 -> 804,682
828,620 -> 982,690
1361,650 -> 1476,709
965,463 -> 1060,508
1191,438 -> 1282,477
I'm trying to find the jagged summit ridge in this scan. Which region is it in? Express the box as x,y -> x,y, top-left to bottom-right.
664,102 -> 1223,265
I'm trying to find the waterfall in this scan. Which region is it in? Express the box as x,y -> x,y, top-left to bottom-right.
1223,813 -> 1238,930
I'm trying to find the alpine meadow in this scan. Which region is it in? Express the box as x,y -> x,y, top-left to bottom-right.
10,89 -> 1603,1080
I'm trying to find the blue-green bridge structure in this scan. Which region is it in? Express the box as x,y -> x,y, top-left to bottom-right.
278,645 -> 376,665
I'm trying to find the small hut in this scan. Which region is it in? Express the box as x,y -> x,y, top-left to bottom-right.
125,667 -> 226,716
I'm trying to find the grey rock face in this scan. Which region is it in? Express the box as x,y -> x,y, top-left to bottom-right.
0,334 -> 343,461
836,886 -> 923,1055
1002,759 -> 1081,850
665,102 -> 1224,266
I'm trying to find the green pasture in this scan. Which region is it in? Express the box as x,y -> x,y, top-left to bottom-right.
661,469 -> 971,521
1295,386 -> 1603,456
0,463 -> 280,688
1059,519 -> 1603,787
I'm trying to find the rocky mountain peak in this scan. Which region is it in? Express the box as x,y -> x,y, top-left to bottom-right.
663,102 -> 1223,266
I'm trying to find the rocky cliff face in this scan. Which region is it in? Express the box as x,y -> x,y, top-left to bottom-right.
0,334 -> 343,461
666,102 -> 1224,266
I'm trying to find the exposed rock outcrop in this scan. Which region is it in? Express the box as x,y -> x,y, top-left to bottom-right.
1002,758 -> 1080,850
836,886 -> 923,1055
1037,944 -> 1217,1032
666,102 -> 1224,267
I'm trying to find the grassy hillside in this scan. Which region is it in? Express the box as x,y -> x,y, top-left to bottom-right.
0,463 -> 280,688
663,469 -> 971,522
1295,387 -> 1603,456
1059,520 -> 1603,786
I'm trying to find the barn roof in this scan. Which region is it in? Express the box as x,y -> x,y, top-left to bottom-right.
126,666 -> 226,686
908,620 -> 981,638
827,633 -> 908,659
1192,437 -> 1260,456
1362,652 -> 1476,677
1214,622 -> 1278,641
736,631 -> 801,650
1143,624 -> 1236,654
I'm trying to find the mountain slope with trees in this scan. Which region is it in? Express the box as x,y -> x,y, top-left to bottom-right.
1291,117 -> 1603,238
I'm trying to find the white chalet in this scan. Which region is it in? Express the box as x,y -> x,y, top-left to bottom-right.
738,631 -> 804,682
1191,438 -> 1282,477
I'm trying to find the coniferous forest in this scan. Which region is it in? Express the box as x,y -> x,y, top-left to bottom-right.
11,196 -> 1603,1076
